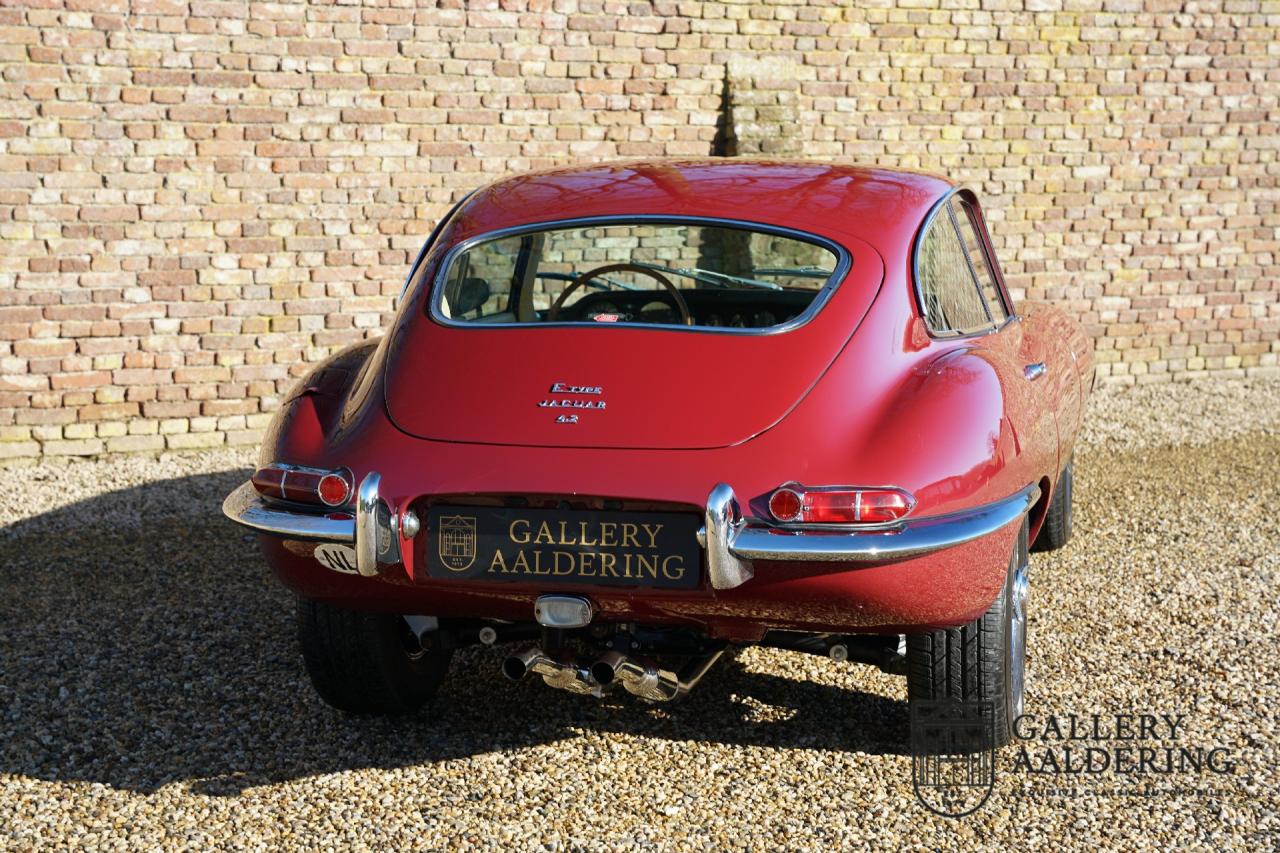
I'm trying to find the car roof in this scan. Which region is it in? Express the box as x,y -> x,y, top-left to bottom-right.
446,159 -> 955,253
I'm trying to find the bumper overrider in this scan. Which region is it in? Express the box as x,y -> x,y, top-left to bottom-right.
222,475 -> 1040,591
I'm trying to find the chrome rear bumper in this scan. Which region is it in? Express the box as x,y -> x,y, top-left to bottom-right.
222,472 -> 398,577
698,482 -> 1040,590
223,475 -> 1038,591
222,480 -> 355,542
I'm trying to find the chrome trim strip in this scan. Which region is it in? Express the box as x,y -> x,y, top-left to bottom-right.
701,483 -> 1039,587
426,214 -> 854,338
355,471 -> 382,577
221,481 -> 355,543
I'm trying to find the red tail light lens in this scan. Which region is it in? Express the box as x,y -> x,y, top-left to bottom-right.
252,464 -> 352,508
854,489 -> 914,523
316,473 -> 352,507
767,485 -> 915,525
767,487 -> 803,522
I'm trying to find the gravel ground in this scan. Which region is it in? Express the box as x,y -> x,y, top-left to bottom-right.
1,379 -> 1277,850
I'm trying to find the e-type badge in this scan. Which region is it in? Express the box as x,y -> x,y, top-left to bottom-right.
540,381 -> 606,422
438,515 -> 478,571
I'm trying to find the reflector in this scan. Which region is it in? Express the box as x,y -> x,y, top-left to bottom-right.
768,487 -> 803,522
317,473 -> 351,507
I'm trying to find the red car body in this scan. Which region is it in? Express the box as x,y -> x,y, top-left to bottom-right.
226,159 -> 1091,668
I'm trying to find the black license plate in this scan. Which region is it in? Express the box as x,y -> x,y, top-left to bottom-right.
424,505 -> 701,589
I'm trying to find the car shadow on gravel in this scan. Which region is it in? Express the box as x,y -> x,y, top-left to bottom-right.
0,470 -> 906,796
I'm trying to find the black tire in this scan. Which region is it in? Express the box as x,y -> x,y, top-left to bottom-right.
297,598 -> 452,714
906,519 -> 1029,748
1032,456 -> 1074,552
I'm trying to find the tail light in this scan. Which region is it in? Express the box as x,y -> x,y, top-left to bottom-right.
252,464 -> 352,508
768,484 -> 915,525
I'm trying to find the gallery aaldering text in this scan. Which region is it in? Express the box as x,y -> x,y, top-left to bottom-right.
1010,714 -> 1236,775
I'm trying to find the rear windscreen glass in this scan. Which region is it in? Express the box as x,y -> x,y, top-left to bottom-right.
432,222 -> 843,331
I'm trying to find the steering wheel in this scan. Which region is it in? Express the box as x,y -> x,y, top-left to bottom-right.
547,263 -> 693,325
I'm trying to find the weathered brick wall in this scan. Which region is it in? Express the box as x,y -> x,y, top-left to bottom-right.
1,1 -> 1277,460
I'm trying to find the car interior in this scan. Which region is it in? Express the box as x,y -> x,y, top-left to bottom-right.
434,223 -> 839,331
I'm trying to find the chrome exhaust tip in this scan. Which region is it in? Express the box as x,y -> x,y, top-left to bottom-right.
502,647 -> 541,681
590,650 -> 625,686
502,646 -> 603,696
592,648 -> 726,702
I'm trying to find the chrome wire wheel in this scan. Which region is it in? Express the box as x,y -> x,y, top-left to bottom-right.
1009,555 -> 1029,720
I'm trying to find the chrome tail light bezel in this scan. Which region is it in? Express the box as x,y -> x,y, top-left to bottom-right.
766,482 -> 918,528
251,463 -> 355,509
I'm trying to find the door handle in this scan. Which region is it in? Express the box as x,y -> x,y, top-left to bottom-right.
1024,362 -> 1047,382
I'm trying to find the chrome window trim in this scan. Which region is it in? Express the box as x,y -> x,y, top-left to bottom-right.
424,214 -> 854,338
951,193 -> 1012,323
945,199 -> 994,326
910,187 -> 1015,341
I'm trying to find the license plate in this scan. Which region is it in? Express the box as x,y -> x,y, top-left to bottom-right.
424,505 -> 702,589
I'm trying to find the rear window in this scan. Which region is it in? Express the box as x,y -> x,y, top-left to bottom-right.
431,221 -> 843,331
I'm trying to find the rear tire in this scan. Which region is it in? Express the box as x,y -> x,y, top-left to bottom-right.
1032,456 -> 1074,552
297,598 -> 452,714
906,519 -> 1029,748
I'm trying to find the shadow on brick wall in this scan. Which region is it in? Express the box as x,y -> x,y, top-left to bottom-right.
0,469 -> 905,795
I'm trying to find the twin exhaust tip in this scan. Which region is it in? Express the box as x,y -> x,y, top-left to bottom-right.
503,646 -> 725,703
500,649 -> 537,682
500,647 -> 600,696
588,651 -> 625,687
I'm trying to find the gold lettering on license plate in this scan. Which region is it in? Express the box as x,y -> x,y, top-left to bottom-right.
427,507 -> 698,588
480,517 -> 687,581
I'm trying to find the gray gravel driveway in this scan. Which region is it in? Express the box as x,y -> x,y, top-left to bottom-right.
1,380 -> 1277,850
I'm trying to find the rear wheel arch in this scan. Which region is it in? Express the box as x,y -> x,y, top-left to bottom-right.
1031,456 -> 1074,552
258,338 -> 383,467
1026,474 -> 1053,545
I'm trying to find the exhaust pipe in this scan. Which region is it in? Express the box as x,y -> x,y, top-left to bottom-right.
759,631 -> 907,674
591,648 -> 725,702
502,646 -> 602,696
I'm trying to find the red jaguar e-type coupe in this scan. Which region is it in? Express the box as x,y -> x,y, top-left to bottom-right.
224,160 -> 1091,747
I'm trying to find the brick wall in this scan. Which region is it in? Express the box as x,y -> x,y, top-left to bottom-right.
1,1 -> 1277,460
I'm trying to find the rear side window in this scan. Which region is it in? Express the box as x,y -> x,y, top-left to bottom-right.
433,221 -> 843,331
915,196 -> 1006,335
951,200 -> 1008,324
916,209 -> 991,335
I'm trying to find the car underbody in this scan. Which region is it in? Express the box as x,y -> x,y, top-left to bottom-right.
401,612 -> 908,703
